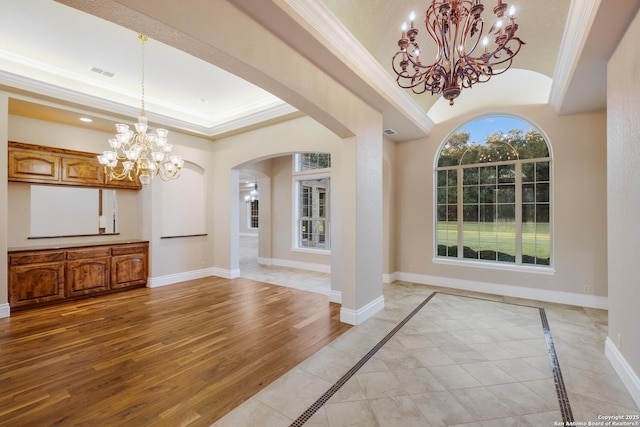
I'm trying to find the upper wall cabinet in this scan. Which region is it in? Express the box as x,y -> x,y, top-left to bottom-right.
8,148 -> 60,182
8,141 -> 141,190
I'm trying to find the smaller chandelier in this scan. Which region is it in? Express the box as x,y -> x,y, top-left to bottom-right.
244,182 -> 259,203
392,0 -> 525,106
98,34 -> 183,187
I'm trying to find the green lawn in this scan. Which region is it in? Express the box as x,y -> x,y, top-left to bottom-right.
437,221 -> 550,258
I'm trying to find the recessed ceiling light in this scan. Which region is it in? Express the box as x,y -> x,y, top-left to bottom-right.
80,117 -> 93,123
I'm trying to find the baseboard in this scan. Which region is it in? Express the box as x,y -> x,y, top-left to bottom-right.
382,272 -> 396,284
0,303 -> 10,319
147,267 -> 218,288
394,272 -> 608,309
211,267 -> 241,279
605,337 -> 640,409
259,257 -> 331,274
329,290 -> 342,304
340,295 -> 384,325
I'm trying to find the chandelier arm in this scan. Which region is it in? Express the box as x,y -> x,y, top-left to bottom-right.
392,0 -> 525,106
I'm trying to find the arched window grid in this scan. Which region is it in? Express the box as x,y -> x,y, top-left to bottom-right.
434,115 -> 553,270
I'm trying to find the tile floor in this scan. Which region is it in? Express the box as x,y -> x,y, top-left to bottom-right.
219,236 -> 639,426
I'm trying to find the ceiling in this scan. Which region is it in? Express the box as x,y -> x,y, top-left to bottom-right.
1,0 -> 640,146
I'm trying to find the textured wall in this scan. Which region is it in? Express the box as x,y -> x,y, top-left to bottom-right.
607,7 -> 640,383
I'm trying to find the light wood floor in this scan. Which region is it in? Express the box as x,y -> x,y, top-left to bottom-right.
0,276 -> 351,426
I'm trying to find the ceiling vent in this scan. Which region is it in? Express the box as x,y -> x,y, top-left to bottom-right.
90,66 -> 116,78
383,128 -> 397,136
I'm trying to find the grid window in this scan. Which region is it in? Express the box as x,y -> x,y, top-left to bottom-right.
297,178 -> 329,249
249,200 -> 259,229
435,116 -> 551,267
293,153 -> 331,251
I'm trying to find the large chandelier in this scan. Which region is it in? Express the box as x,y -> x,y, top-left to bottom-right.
392,0 -> 525,106
97,34 -> 184,187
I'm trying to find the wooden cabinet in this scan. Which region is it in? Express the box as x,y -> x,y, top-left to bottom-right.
61,155 -> 104,186
8,141 -> 141,190
8,242 -> 149,310
65,247 -> 111,297
8,250 -> 66,309
111,243 -> 148,289
8,149 -> 60,183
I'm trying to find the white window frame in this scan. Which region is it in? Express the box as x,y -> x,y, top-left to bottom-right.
292,154 -> 331,253
246,199 -> 259,230
433,117 -> 554,273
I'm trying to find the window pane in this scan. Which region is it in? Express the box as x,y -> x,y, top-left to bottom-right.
447,186 -> 457,204
479,166 -> 496,185
522,162 -> 535,183
297,153 -> 331,171
437,220 -> 458,258
479,185 -> 495,203
437,170 -> 447,187
536,161 -> 549,181
496,185 -> 515,203
480,204 -> 494,222
463,205 -> 478,222
536,183 -> 549,203
463,168 -> 479,185
523,183 -> 535,203
447,205 -> 458,221
447,169 -> 458,186
463,186 -> 478,203
498,165 -> 515,183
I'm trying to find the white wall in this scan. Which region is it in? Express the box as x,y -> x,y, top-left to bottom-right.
607,7 -> 640,407
0,93 -> 9,317
212,117 -> 342,274
394,104 -> 608,308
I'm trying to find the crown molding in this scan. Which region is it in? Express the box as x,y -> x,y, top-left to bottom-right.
0,69 -> 296,138
548,0 -> 600,112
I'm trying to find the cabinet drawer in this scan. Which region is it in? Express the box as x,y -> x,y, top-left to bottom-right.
10,251 -> 66,266
66,247 -> 111,260
111,243 -> 148,256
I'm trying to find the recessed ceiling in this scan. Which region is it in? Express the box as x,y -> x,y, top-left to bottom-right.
0,0 -> 296,138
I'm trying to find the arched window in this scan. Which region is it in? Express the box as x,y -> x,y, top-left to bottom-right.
435,116 -> 551,267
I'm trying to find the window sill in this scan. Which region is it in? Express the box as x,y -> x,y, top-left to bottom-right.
432,257 -> 555,275
292,247 -> 331,256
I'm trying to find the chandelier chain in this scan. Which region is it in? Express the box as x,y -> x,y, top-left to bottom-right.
139,33 -> 147,117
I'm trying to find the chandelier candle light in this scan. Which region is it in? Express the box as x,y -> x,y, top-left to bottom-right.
392,0 -> 525,105
98,34 -> 184,187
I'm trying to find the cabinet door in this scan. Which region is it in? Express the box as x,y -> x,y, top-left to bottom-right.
8,149 -> 60,183
111,252 -> 148,289
62,156 -> 104,186
66,257 -> 110,297
9,262 -> 66,308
